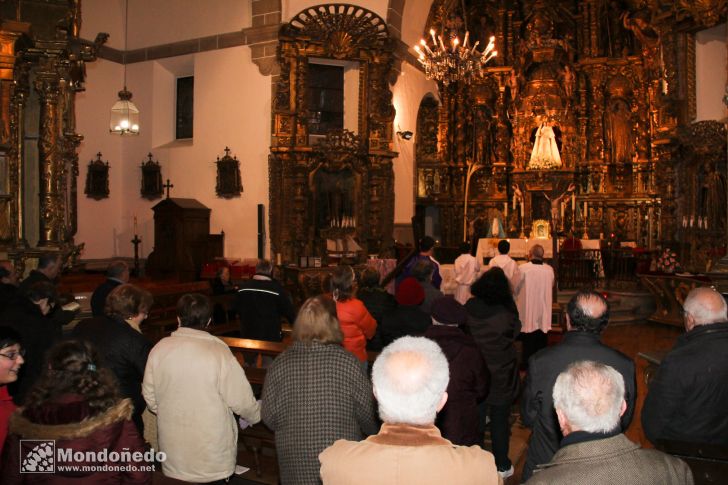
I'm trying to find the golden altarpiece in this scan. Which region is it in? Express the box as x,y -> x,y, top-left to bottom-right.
269,5 -> 396,266
0,1 -> 105,271
415,0 -> 728,273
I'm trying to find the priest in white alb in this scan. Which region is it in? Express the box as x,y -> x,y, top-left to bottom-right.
516,244 -> 554,366
487,240 -> 521,293
453,242 -> 481,304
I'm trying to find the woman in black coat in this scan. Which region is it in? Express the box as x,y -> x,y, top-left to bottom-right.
380,277 -> 430,347
356,268 -> 395,351
465,267 -> 521,477
72,284 -> 153,434
425,296 -> 489,446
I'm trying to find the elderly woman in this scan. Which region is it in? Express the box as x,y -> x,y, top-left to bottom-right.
0,326 -> 24,456
466,267 -> 521,479
262,295 -> 378,485
73,284 -> 153,434
3,340 -> 150,483
331,265 -> 377,369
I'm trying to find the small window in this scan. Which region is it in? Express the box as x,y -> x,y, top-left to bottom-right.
307,64 -> 344,135
176,76 -> 194,139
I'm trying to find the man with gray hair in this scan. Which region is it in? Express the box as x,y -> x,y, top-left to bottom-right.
90,260 -> 130,316
521,289 -> 636,481
643,286 -> 728,445
319,336 -> 501,484
527,361 -> 693,484
234,258 -> 295,342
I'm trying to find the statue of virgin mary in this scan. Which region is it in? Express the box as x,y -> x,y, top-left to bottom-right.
528,122 -> 562,169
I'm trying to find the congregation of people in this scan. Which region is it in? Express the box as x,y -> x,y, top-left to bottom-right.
0,237 -> 726,483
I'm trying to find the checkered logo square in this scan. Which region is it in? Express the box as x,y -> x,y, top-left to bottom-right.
20,440 -> 55,473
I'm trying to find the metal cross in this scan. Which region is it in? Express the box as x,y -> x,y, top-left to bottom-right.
163,179 -> 174,199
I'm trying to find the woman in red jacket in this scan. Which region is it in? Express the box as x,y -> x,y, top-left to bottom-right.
331,265 -> 376,371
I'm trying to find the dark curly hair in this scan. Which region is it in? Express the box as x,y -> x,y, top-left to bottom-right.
24,340 -> 120,416
470,266 -> 518,315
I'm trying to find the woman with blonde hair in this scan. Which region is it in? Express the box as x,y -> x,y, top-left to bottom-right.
262,295 -> 378,484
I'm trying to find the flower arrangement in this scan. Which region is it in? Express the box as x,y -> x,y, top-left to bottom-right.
527,156 -> 562,170
655,248 -> 681,274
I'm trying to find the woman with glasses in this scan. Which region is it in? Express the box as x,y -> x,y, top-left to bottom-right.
73,284 -> 153,435
3,340 -> 150,483
0,326 -> 24,456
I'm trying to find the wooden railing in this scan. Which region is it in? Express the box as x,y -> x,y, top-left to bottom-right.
558,248 -> 655,290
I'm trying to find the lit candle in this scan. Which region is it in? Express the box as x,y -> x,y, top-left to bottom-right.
133,215 -> 138,235
571,193 -> 575,213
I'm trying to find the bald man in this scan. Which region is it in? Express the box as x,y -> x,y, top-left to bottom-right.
521,290 -> 636,481
643,286 -> 728,445
516,244 -> 555,363
320,336 -> 501,484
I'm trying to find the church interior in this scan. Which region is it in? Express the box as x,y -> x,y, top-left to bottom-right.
1,0 -> 728,483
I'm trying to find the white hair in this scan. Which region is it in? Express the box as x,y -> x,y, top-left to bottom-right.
683,287 -> 728,326
371,336 -> 449,426
553,361 -> 624,433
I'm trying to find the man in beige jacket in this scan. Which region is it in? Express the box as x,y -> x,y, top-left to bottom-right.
527,360 -> 693,484
143,293 -> 261,483
319,336 -> 501,485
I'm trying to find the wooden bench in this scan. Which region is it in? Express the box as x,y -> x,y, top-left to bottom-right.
657,440 -> 728,485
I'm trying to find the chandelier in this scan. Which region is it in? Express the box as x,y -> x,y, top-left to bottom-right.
414,29 -> 497,86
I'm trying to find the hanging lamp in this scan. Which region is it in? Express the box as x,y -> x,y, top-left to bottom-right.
110,0 -> 140,135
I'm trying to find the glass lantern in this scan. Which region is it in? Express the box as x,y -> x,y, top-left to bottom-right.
109,88 -> 140,135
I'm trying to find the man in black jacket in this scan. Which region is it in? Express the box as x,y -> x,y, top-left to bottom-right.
520,290 -> 636,481
642,286 -> 728,446
18,253 -> 76,325
90,260 -> 129,316
234,259 -> 296,343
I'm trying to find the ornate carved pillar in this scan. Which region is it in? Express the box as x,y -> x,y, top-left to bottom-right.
34,68 -> 64,248
0,22 -> 29,246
